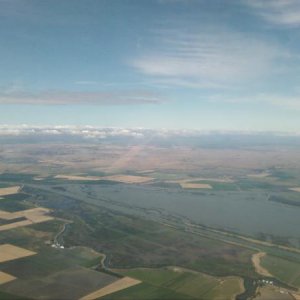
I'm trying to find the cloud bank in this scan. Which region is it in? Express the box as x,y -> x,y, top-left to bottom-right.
0,125 -> 299,138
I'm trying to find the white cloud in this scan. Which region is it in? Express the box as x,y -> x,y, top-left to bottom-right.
131,27 -> 289,88
247,0 -> 300,27
0,125 -> 145,138
0,125 -> 299,137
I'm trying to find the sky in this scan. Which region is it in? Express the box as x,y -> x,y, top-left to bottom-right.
1,0 -> 300,132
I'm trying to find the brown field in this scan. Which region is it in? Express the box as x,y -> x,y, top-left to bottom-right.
0,244 -> 36,263
178,177 -> 234,183
252,252 -> 273,277
247,172 -> 270,178
79,276 -> 141,300
180,182 -> 212,189
0,210 -> 15,220
0,186 -> 21,196
12,207 -> 52,219
0,220 -> 34,232
0,207 -> 53,231
55,174 -> 101,181
0,207 -> 52,220
101,175 -> 153,184
292,293 -> 300,300
289,187 -> 300,193
0,217 -> 53,232
55,174 -> 153,184
0,271 -> 16,285
33,177 -> 46,181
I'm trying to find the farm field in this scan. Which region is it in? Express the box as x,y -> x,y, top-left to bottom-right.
0,207 -> 54,232
260,255 -> 300,288
290,187 -> 300,193
80,276 -> 141,300
0,244 -> 36,263
0,207 -> 52,220
0,186 -> 20,196
0,272 -> 16,285
254,286 -> 293,300
0,224 -> 124,300
55,174 -> 154,184
1,266 -> 119,300
180,182 -> 212,189
100,174 -> 154,184
55,174 -> 102,181
106,268 -> 244,300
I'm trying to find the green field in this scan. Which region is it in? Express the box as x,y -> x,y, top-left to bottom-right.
108,268 -> 243,300
254,286 -> 293,300
260,255 -> 300,288
0,193 -> 32,212
102,282 -> 195,300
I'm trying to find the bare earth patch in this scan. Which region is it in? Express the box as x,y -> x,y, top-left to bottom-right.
0,186 -> 21,196
247,172 -> 270,178
289,187 -> 300,193
183,177 -> 234,183
252,252 -> 273,277
0,271 -> 16,284
55,174 -> 153,184
180,182 -> 212,189
169,177 -> 234,185
292,292 -> 300,300
0,244 -> 36,263
101,175 -> 153,184
33,177 -> 45,181
54,175 -> 101,181
13,207 -> 52,219
0,207 -> 52,220
0,220 -> 34,231
79,276 -> 141,300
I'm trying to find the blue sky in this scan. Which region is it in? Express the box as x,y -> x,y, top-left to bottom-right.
1,0 -> 300,131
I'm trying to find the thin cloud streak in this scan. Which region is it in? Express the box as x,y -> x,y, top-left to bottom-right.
247,0 -> 300,27
209,93 -> 300,110
0,90 -> 166,105
75,81 -> 98,85
131,27 -> 291,89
